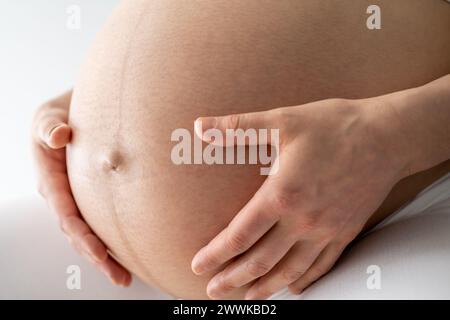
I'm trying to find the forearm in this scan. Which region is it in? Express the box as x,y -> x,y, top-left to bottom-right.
379,74 -> 450,178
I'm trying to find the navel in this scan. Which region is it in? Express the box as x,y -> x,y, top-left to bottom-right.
101,150 -> 125,173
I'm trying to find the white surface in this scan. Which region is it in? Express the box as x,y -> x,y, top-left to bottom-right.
0,196 -> 173,299
1,178 -> 450,299
0,0 -> 119,204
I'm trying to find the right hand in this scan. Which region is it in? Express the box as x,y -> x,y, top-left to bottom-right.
31,90 -> 132,286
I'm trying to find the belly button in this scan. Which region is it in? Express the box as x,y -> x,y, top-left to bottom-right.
101,150 -> 124,173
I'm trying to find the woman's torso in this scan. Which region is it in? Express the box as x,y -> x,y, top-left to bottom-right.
67,0 -> 450,299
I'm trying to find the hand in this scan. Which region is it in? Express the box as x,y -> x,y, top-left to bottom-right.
191,98 -> 408,299
31,91 -> 132,286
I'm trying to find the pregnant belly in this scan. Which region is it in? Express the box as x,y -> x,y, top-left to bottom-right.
67,0 -> 450,299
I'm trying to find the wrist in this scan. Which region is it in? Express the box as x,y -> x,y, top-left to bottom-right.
359,92 -> 417,181
362,75 -> 450,180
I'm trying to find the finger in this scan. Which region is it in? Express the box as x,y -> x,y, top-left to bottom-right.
60,215 -> 108,263
66,232 -> 131,287
45,179 -> 81,218
194,109 -> 279,146
32,91 -> 72,145
65,233 -> 81,255
244,240 -> 324,300
41,172 -> 108,260
36,111 -> 71,149
206,224 -> 297,299
287,241 -> 346,295
191,181 -> 280,275
47,124 -> 71,149
47,183 -> 101,255
95,256 -> 132,287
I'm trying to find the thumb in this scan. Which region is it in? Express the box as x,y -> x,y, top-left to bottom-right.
33,90 -> 73,149
194,110 -> 278,146
38,119 -> 71,150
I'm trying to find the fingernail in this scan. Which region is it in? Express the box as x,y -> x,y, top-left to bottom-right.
91,254 -> 103,264
194,119 -> 203,139
191,250 -> 206,275
194,117 -> 216,141
289,288 -> 304,295
120,274 -> 131,287
108,273 -> 121,286
117,277 -> 127,287
47,124 -> 64,142
245,288 -> 264,300
84,249 -> 99,263
97,263 -> 118,285
206,280 -> 222,300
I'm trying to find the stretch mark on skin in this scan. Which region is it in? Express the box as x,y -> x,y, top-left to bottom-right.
105,1 -> 157,284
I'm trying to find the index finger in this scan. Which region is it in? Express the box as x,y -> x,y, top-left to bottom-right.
191,181 -> 280,275
44,172 -> 81,220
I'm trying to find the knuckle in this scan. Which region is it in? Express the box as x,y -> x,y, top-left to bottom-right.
269,190 -> 298,214
32,104 -> 52,134
38,101 -> 52,113
216,273 -> 236,292
333,211 -> 349,230
337,232 -> 357,247
317,222 -> 340,241
251,285 -> 272,299
246,260 -> 271,278
281,268 -> 303,283
254,209 -> 275,223
304,210 -> 350,241
294,213 -> 320,235
59,220 -> 68,234
288,284 -> 303,295
272,107 -> 298,131
201,248 -> 221,268
72,243 -> 82,255
64,233 -> 74,246
225,231 -> 249,254
311,264 -> 330,277
324,212 -> 342,229
321,210 -> 348,234
32,103 -> 47,124
272,107 -> 289,126
59,216 -> 81,237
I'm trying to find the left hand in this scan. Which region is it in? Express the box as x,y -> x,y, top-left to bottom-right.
32,91 -> 132,286
191,97 -> 409,299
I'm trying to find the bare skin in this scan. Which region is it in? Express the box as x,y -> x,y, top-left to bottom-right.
192,75 -> 450,299
32,0 -> 450,299
31,91 -> 131,286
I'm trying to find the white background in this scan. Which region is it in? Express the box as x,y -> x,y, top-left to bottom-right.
0,0 -> 119,204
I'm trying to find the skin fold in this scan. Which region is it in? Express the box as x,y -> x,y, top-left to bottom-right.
31,0 -> 450,299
